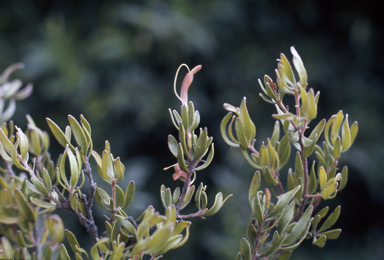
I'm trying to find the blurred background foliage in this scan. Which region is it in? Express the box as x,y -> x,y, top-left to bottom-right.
1,0 -> 384,259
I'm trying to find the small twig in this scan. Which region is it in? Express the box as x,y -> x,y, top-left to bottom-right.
128,216 -> 138,229
175,173 -> 192,216
276,179 -> 285,194
252,219 -> 265,260
296,146 -> 309,221
50,160 -> 102,257
178,210 -> 206,219
306,194 -> 321,198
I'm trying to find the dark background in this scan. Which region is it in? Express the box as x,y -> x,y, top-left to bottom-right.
1,0 -> 384,259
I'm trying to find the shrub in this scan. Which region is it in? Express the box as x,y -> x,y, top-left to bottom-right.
0,47 -> 357,260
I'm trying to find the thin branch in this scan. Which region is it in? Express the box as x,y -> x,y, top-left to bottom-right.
296,142 -> 309,221
178,210 -> 206,219
252,219 -> 265,260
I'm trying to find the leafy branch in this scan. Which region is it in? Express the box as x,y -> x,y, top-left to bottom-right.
222,47 -> 358,259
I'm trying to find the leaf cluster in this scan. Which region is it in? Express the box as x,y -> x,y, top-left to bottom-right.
221,47 -> 358,260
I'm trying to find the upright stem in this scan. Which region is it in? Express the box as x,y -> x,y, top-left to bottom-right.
252,219 -> 265,260
33,224 -> 41,260
297,143 -> 309,221
51,157 -> 102,257
175,141 -> 201,216
175,169 -> 192,216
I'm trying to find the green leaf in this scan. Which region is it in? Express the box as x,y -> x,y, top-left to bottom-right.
194,143 -> 214,171
259,92 -> 277,104
324,116 -> 335,149
67,148 -> 80,189
168,135 -> 178,157
181,104 -> 189,132
246,219 -> 257,246
223,103 -> 238,113
0,212 -> 20,224
338,166 -> 348,192
251,192 -> 264,224
195,183 -> 204,211
221,113 -> 240,147
277,136 -> 291,170
239,238 -> 251,260
341,115 -> 351,152
145,222 -> 174,254
177,143 -> 189,173
15,127 -> 29,161
204,192 -> 232,216
277,251 -> 291,260
112,158 -> 124,184
268,185 -> 300,219
321,183 -> 338,199
280,53 -> 296,86
306,89 -> 317,120
259,231 -> 281,257
319,166 -> 327,191
303,119 -> 325,158
0,128 -> 14,154
90,238 -> 109,260
11,139 -> 27,171
313,235 -> 326,248
332,136 -> 341,158
277,201 -> 295,234
180,185 -> 195,210
0,141 -> 12,162
308,162 -> 318,195
287,171 -> 295,192
109,242 -> 125,260
187,101 -> 195,129
68,115 -> 88,155
272,113 -> 295,121
318,206 -> 340,233
291,47 -> 307,89
169,109 -> 180,130
101,149 -> 113,181
30,197 -> 56,209
165,186 -> 173,207
271,121 -> 280,147
283,205 -> 313,246
57,244 -> 71,260
317,229 -> 341,240
116,215 -> 136,235
70,193 -> 79,211
265,81 -> 278,101
264,167 -> 278,186
249,171 -> 261,204
240,147 -> 263,170
235,118 -> 249,149
65,229 -> 88,259
46,118 -> 75,152
194,128 -> 209,160
173,187 -> 181,205
31,177 -> 48,196
240,97 -> 256,142
14,188 -> 36,222
294,152 -> 304,183
42,168 -> 52,192
0,99 -> 16,123
25,180 -> 43,195
96,187 -> 111,205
